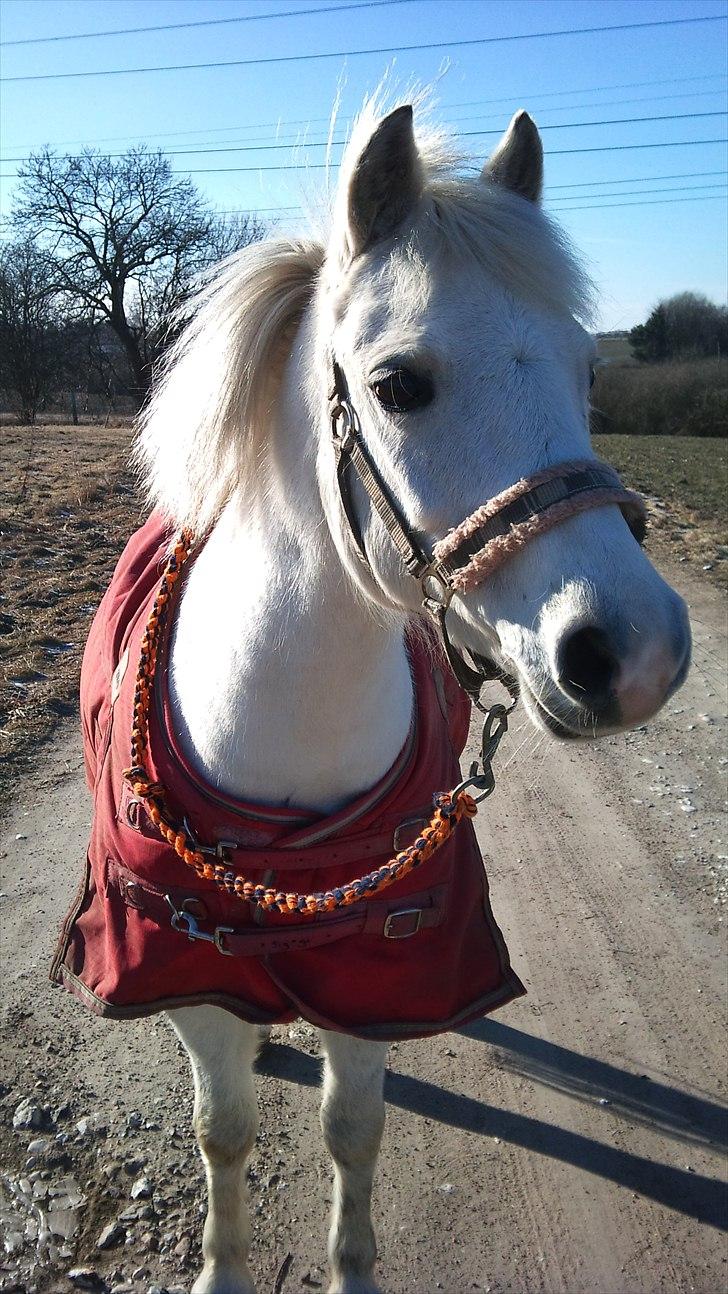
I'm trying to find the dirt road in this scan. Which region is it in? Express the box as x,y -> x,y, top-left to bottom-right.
1,563 -> 726,1294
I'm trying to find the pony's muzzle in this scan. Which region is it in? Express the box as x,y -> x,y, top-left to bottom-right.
553,598 -> 691,730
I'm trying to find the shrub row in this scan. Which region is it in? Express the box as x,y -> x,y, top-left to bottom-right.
591,357 -> 727,438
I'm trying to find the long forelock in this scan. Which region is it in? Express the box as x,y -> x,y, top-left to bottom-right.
424,174 -> 595,325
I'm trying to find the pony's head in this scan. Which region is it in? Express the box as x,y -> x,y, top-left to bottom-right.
308,101 -> 690,737
138,97 -> 690,740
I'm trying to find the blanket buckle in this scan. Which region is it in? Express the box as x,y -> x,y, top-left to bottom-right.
383,908 -> 422,939
182,816 -> 237,862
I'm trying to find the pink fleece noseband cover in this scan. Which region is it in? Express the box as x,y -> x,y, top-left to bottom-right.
431,459 -> 646,595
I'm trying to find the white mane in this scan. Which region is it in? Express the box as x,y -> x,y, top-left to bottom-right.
136,94 -> 593,534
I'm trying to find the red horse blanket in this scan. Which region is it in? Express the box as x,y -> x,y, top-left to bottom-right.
52,514 -> 524,1038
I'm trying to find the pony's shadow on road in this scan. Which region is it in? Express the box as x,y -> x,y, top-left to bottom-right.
463,1018 -> 728,1153
256,1026 -> 727,1232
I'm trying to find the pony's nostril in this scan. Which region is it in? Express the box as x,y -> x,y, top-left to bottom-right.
557,626 -> 619,706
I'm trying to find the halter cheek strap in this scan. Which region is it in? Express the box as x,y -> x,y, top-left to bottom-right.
329,358 -> 647,705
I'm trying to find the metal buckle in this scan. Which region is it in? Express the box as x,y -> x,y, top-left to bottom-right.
393,817 -> 428,852
331,400 -> 357,452
182,817 -> 236,862
213,926 -> 234,956
383,908 -> 422,939
421,568 -> 453,611
165,896 -> 234,956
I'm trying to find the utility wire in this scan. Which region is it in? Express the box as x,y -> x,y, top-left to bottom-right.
169,138 -> 728,173
4,111 -> 726,165
160,182 -> 728,220
0,0 -> 417,47
211,179 -> 728,219
9,86 -> 726,158
547,169 -> 728,190
551,192 -> 727,212
181,87 -> 728,148
548,138 -> 728,158
554,183 -> 727,201
1,188 -> 726,218
209,175 -> 728,216
6,73 -> 725,153
3,14 -> 726,84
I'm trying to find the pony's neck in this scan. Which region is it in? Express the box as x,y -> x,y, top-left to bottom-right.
167,363 -> 414,816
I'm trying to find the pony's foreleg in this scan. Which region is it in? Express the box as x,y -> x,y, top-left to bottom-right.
319,1030 -> 388,1294
169,1005 -> 260,1294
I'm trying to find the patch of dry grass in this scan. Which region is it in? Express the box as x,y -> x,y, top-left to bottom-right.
594,434 -> 728,587
0,423 -> 143,807
592,357 -> 727,439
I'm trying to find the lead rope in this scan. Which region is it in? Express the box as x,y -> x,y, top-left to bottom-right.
123,533 -> 509,918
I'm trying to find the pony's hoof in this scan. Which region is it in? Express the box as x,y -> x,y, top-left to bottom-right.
192,1264 -> 256,1294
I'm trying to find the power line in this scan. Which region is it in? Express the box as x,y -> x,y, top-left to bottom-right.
1,186 -> 726,218
0,0 -> 416,47
549,138 -> 728,158
554,183 -> 728,201
3,14 -> 725,85
171,138 -> 728,173
552,192 -> 727,212
73,186 -> 728,220
5,73 -> 725,153
547,169 -> 728,190
4,111 -> 726,166
4,135 -> 723,184
213,174 -> 728,213
10,84 -> 727,157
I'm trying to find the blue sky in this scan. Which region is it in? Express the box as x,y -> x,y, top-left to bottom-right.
1,0 -> 726,330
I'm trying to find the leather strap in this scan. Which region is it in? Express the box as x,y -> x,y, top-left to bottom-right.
330,360 -> 518,704
115,868 -> 445,956
331,361 -> 430,578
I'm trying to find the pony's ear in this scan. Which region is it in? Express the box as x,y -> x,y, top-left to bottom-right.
483,110 -> 543,203
342,105 -> 424,259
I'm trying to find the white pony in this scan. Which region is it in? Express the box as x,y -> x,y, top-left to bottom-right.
136,97 -> 690,1294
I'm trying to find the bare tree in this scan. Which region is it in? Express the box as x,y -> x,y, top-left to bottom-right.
130,210 -> 266,369
0,238 -> 66,424
11,148 -> 264,396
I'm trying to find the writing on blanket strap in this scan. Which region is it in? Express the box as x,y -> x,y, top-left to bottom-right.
123,531 -> 482,919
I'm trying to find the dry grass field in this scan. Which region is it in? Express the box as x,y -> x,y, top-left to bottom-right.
1,423 -> 726,810
0,423 -> 140,804
594,433 -> 728,579
592,358 -> 727,439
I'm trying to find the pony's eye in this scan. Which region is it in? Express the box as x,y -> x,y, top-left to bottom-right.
370,368 -> 434,413
589,365 -> 597,390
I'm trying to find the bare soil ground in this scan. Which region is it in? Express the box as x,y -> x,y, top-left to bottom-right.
1,424 -> 727,1294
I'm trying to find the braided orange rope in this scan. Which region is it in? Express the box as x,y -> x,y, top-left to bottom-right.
123,531 -> 478,917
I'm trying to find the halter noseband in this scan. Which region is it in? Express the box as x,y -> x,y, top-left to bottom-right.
329,359 -> 646,708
